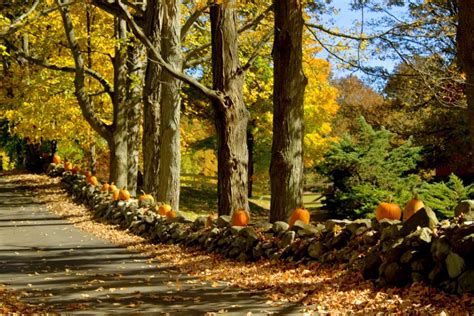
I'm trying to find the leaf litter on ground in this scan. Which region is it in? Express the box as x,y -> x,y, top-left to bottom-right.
3,173 -> 474,314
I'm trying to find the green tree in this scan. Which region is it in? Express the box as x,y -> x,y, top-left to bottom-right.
331,75 -> 386,136
383,57 -> 469,170
418,174 -> 474,218
317,117 -> 422,219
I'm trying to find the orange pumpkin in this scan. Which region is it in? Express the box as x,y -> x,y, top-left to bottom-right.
166,209 -> 177,219
139,191 -> 154,203
375,202 -> 401,221
112,189 -> 120,201
231,208 -> 250,226
52,154 -> 61,164
84,171 -> 92,178
87,176 -> 99,186
288,207 -> 310,227
118,188 -> 131,201
403,196 -> 424,222
158,204 -> 172,216
64,161 -> 73,171
101,183 -> 110,192
206,213 -> 217,228
108,183 -> 117,193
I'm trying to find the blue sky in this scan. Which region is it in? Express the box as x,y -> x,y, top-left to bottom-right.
315,1 -> 408,83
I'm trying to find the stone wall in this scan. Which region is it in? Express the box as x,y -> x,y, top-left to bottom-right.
50,166 -> 473,295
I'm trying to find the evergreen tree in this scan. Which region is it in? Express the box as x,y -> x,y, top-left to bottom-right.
318,117 -> 422,218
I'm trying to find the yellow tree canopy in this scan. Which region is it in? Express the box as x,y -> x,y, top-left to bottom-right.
1,2 -> 115,160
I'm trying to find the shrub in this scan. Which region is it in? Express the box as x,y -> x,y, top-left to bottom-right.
417,174 -> 474,218
317,117 -> 422,219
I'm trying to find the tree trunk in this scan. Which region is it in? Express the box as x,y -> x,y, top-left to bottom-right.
247,127 -> 254,198
86,4 -> 97,175
126,37 -> 145,196
157,0 -> 182,210
269,0 -> 307,222
142,0 -> 162,195
89,143 -> 96,174
457,1 -> 474,166
109,17 -> 128,188
211,1 -> 250,216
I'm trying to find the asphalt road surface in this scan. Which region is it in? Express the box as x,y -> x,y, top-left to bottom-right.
0,175 -> 305,315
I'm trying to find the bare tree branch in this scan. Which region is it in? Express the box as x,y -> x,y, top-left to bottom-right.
12,48 -> 114,97
241,29 -> 272,72
185,4 -> 273,62
0,0 -> 75,38
181,4 -> 209,42
305,20 -> 423,42
57,0 -> 113,141
239,4 -> 273,34
0,0 -> 40,37
184,54 -> 210,68
91,0 -> 144,27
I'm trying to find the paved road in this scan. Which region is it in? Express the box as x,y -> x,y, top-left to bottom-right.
0,175 -> 303,315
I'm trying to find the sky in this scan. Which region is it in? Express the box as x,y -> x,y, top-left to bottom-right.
315,0 -> 409,85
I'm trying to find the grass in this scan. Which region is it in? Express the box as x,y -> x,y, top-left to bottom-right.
249,193 -> 324,210
179,175 -> 328,223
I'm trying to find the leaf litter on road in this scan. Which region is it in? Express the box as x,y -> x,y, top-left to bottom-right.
3,173 -> 474,314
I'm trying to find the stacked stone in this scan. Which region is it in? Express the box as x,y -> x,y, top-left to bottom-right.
362,207 -> 473,295
52,165 -> 473,294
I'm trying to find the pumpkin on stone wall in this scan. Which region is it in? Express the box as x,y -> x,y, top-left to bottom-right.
403,195 -> 424,222
108,183 -> 117,193
157,203 -> 172,216
87,176 -> 99,186
52,154 -> 61,164
112,189 -> 120,201
166,209 -> 177,219
118,188 -> 131,201
231,208 -> 249,226
375,200 -> 401,221
288,207 -> 310,227
139,191 -> 154,204
101,182 -> 110,192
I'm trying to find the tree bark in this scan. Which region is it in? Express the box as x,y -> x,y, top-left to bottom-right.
85,4 -> 97,175
142,0 -> 162,195
126,36 -> 145,196
247,127 -> 254,198
157,0 -> 182,210
457,1 -> 474,166
211,1 -> 250,216
270,0 -> 307,222
109,17 -> 128,188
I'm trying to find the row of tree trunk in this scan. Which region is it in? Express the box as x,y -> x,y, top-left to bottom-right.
56,0 -> 306,222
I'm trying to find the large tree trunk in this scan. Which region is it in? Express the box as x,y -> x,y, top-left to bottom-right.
109,18 -> 128,188
269,0 -> 307,222
210,1 -> 250,216
142,0 -> 162,195
126,37 -> 145,197
157,0 -> 182,210
457,1 -> 474,166
85,4 -> 96,175
247,127 -> 254,198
